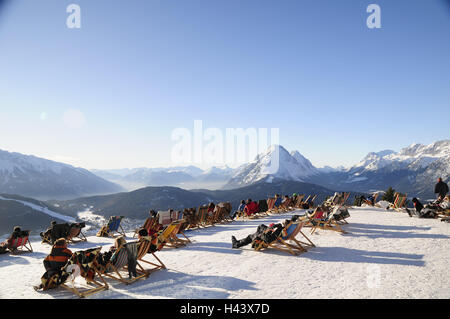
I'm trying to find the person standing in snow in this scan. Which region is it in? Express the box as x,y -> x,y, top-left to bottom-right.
231,222 -> 284,249
406,198 -> 438,218
434,177 -> 449,201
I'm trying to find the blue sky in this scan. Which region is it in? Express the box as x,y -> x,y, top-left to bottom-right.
0,0 -> 449,169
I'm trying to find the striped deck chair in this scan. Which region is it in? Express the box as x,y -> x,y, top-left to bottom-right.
101,242 -> 149,285
266,198 -> 276,212
97,216 -> 126,238
6,230 -> 33,254
67,223 -> 87,243
309,206 -> 347,234
59,247 -> 109,298
158,210 -> 172,227
133,217 -> 161,238
253,219 -> 315,256
136,237 -> 166,273
133,218 -> 152,238
389,193 -> 408,212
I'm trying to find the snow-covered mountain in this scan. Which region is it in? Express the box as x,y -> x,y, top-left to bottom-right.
0,150 -> 123,200
223,145 -> 319,189
312,140 -> 450,198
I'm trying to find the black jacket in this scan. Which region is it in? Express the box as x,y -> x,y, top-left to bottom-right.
435,181 -> 449,197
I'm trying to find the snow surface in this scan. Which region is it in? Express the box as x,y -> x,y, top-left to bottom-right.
1,207 -> 449,299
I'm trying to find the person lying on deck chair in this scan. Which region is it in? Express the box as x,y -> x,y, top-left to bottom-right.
231,215 -> 305,249
0,226 -> 22,254
137,228 -> 158,253
97,236 -> 128,271
274,194 -> 282,208
244,199 -> 259,217
40,221 -> 72,244
34,238 -> 72,291
231,223 -> 284,249
231,200 -> 246,220
405,198 -> 438,219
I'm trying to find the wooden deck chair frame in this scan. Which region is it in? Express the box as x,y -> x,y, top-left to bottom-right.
7,230 -> 33,254
133,217 -> 152,238
197,206 -> 209,227
136,237 -> 166,273
166,220 -> 190,248
59,248 -> 109,298
68,225 -> 87,244
389,193 -> 407,212
100,243 -> 149,285
294,194 -> 305,208
307,195 -> 318,208
310,206 -> 347,234
266,198 -> 276,212
253,220 -> 315,256
104,216 -> 126,238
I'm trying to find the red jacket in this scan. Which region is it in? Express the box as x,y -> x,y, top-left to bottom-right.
245,202 -> 259,216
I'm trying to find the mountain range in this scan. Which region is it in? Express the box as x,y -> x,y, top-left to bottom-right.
0,149 -> 124,200
1,140 -> 448,202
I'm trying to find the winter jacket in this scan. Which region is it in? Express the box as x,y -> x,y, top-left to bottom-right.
258,200 -> 268,212
43,245 -> 72,272
245,201 -> 259,216
435,181 -> 449,197
237,203 -> 246,212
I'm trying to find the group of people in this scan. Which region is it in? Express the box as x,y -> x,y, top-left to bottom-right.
404,178 -> 449,219
34,227 -> 161,291
231,193 -> 314,219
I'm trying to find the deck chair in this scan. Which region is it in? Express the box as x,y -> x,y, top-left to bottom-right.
99,242 -> 149,285
278,198 -> 294,212
267,198 -> 276,212
267,197 -> 283,214
185,208 -> 200,230
253,219 -> 315,256
167,219 -> 191,247
136,237 -> 166,273
97,216 -> 126,238
309,206 -> 347,234
58,247 -> 109,298
197,205 -> 209,227
6,230 -> 33,254
306,195 -> 318,208
133,217 -> 161,238
157,210 -> 172,227
389,193 -> 408,212
294,194 -> 305,208
364,192 -> 379,206
67,223 -> 87,243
